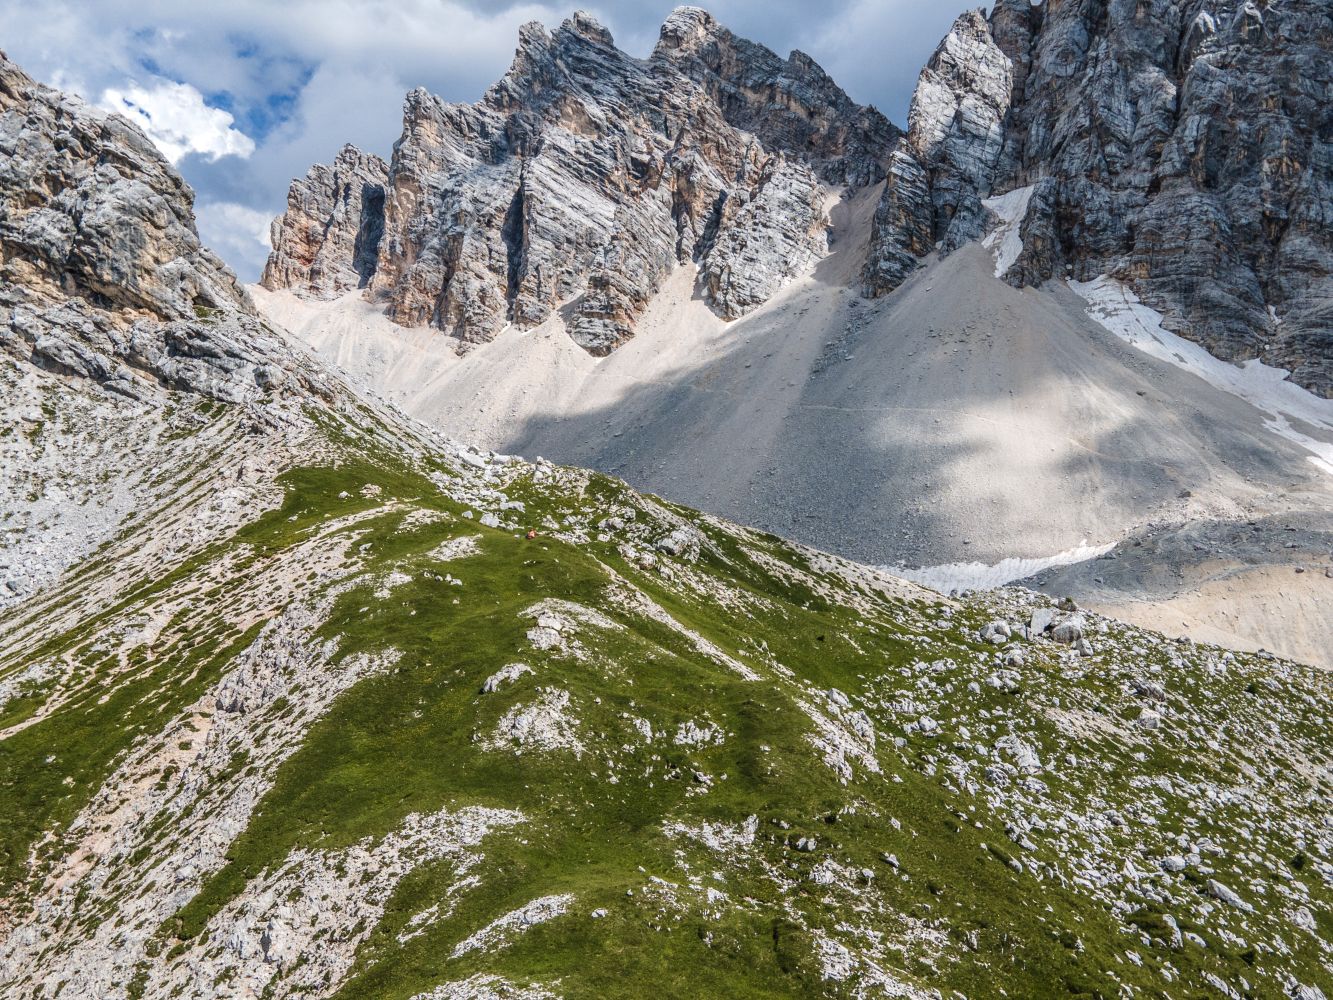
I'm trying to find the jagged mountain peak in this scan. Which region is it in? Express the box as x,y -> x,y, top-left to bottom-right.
563,8 -> 617,47
652,8 -> 899,187
262,144 -> 388,302
261,1 -> 1330,397
656,4 -> 715,41
264,9 -> 886,354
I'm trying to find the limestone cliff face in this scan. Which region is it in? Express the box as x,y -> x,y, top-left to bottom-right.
264,9 -> 895,354
260,144 -> 388,300
265,3 -> 1331,393
0,51 -> 299,402
654,6 -> 898,189
864,0 -> 1333,396
863,10 -> 1013,297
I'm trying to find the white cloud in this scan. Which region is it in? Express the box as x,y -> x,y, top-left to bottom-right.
195,200 -> 273,279
99,79 -> 255,164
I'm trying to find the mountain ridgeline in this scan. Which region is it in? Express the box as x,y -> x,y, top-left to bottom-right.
264,2 -> 1333,395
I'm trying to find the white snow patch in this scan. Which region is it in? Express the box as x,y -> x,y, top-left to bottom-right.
982,185 -> 1034,279
1072,275 -> 1333,476
450,894 -> 574,958
891,540 -> 1115,593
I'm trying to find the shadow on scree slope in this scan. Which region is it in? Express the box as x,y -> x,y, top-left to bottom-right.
500,243 -> 1327,571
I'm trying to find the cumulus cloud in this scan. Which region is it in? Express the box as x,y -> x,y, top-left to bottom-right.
195,201 -> 273,279
100,79 -> 256,164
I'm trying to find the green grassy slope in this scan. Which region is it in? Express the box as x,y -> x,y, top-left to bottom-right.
0,397 -> 1329,1000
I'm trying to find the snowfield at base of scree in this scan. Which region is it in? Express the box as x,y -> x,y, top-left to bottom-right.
1071,275 -> 1333,476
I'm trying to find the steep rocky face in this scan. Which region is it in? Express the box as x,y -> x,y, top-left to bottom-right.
264,9 -> 895,354
904,9 -> 1013,254
1002,0 -> 1333,394
0,51 -> 298,403
863,11 -> 1012,296
260,144 -> 388,300
865,0 -> 1333,396
653,6 -> 898,189
701,155 -> 828,318
264,3 -> 1331,393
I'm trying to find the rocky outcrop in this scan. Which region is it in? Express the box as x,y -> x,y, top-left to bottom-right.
653,6 -> 898,189
862,10 -> 1013,296
265,9 -> 886,354
702,156 -> 828,318
905,9 -> 1012,254
1003,0 -> 1333,395
863,0 -> 1333,397
0,51 -> 298,402
260,144 -> 388,299
860,150 -> 932,296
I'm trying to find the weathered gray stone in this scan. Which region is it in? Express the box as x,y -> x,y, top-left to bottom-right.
265,9 -> 895,355
702,156 -> 828,318
862,9 -> 1012,296
861,147 -> 932,297
654,6 -> 898,189
0,50 -> 302,402
261,144 -> 388,299
905,8 -> 1012,253
861,0 -> 1333,396
996,0 -> 1333,396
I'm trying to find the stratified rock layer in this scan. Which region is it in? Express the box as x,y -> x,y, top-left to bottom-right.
261,144 -> 388,300
0,51 -> 297,402
864,0 -> 1333,396
654,6 -> 897,189
265,4 -> 1331,393
265,10 -> 895,354
863,10 -> 1012,296
702,156 -> 828,318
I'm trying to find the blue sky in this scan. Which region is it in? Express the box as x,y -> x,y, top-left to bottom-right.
0,1 -> 978,281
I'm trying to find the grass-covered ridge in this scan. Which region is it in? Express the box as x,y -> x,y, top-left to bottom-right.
0,395 -> 1329,1000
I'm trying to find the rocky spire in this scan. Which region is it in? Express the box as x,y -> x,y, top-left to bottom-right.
653,5 -> 900,188
862,9 -> 1012,296
261,144 -> 388,300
